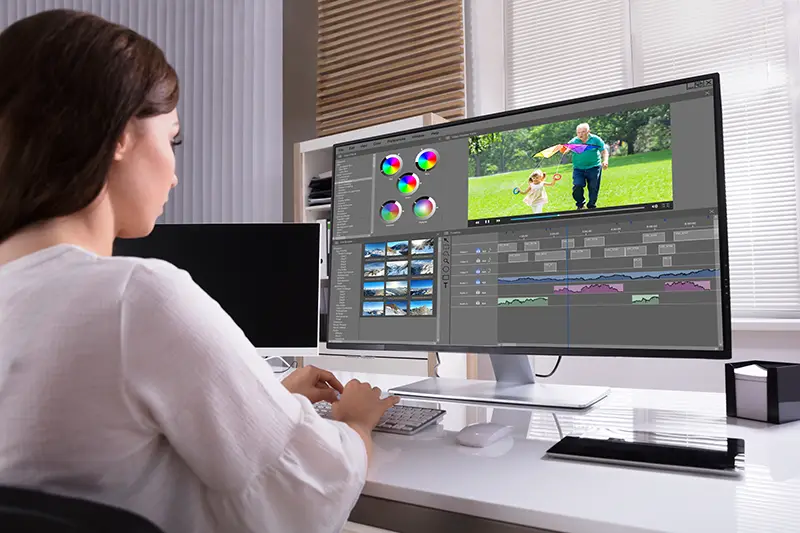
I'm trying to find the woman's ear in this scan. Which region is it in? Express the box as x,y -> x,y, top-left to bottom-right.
113,126 -> 134,162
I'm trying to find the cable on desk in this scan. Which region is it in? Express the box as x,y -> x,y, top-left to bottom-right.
552,413 -> 564,439
263,355 -> 298,374
535,356 -> 562,378
433,352 -> 441,377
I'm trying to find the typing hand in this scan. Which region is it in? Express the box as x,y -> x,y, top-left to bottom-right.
282,365 -> 343,404
331,380 -> 400,432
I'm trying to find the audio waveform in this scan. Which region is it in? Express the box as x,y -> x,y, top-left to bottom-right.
632,294 -> 660,305
664,280 -> 711,292
553,283 -> 624,294
498,268 -> 718,285
497,297 -> 549,307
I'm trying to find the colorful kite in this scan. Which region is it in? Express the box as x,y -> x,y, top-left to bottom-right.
562,143 -> 600,154
533,144 -> 565,159
533,143 -> 600,158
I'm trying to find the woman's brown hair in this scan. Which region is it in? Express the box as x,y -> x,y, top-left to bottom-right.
0,9 -> 179,243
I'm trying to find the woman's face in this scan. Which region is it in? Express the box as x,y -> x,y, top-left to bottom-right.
107,109 -> 180,238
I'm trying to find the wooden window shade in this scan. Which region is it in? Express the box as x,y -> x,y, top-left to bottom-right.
317,0 -> 466,136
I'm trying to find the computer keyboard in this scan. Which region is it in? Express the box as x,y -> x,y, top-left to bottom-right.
314,402 -> 446,436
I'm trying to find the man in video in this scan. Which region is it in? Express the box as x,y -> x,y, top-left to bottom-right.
569,123 -> 609,210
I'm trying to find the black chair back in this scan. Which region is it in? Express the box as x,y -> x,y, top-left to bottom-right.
0,486 -> 164,532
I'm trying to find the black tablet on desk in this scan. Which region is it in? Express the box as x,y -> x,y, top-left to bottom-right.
545,429 -> 745,477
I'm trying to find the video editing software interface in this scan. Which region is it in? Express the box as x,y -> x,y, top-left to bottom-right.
328,78 -> 725,352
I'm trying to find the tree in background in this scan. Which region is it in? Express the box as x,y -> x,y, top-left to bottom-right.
592,104 -> 671,155
468,132 -> 501,177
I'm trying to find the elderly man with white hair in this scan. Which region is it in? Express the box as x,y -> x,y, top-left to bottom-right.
568,123 -> 608,210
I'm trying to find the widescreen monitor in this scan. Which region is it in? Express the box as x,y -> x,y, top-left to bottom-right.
113,223 -> 320,358
326,74 -> 730,408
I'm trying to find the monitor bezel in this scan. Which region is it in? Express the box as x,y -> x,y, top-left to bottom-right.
327,73 -> 731,360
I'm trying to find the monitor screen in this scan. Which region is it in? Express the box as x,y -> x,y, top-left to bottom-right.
113,223 -> 320,353
327,74 -> 730,358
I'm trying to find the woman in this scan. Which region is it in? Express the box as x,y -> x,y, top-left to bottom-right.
0,9 -> 397,533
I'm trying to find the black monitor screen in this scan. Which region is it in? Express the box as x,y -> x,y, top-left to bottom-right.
113,223 -> 320,350
327,74 -> 730,358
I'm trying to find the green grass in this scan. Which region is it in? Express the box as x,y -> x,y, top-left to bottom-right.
467,150 -> 673,220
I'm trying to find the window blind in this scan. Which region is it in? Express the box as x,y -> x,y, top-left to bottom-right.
504,0 -> 800,318
505,0 -> 631,110
630,0 -> 800,318
0,0 -> 283,224
316,0 -> 466,136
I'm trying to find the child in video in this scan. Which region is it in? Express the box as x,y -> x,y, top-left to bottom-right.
520,169 -> 558,214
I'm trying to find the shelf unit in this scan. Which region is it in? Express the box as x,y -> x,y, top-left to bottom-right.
293,114 -> 448,375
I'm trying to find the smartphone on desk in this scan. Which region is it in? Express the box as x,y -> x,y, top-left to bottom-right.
545,428 -> 745,477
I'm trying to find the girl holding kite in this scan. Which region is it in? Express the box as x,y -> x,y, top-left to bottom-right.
518,169 -> 559,214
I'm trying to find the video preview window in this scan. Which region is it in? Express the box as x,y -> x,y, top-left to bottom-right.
467,103 -> 674,221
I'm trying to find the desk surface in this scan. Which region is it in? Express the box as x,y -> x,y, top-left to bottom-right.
318,371 -> 800,533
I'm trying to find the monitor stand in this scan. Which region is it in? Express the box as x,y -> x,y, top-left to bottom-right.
388,354 -> 610,409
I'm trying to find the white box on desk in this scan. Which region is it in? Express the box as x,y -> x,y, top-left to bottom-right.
733,365 -> 768,422
726,360 -> 800,424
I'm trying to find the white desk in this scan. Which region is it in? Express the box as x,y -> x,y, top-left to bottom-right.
310,371 -> 800,533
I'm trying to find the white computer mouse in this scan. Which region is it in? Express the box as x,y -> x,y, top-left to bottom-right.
455,423 -> 513,448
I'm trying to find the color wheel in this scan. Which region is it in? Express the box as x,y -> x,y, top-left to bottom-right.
397,173 -> 420,195
381,154 -> 402,176
413,196 -> 437,220
415,149 -> 439,171
380,200 -> 402,223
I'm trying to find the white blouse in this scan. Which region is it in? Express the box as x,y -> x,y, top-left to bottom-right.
0,244 -> 367,533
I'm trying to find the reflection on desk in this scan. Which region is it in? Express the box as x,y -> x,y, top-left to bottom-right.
310,371 -> 800,533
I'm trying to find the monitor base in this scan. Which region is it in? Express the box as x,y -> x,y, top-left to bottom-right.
390,354 -> 609,409
388,378 -> 609,409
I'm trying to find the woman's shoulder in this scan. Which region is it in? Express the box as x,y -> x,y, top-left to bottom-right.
2,243 -> 185,288
108,254 -> 193,294
107,253 -> 181,275
101,252 -> 183,281
81,253 -> 195,306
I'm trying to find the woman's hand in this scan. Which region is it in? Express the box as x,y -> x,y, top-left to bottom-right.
282,365 -> 344,404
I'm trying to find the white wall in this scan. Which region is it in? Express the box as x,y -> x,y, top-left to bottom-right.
0,0 -> 284,223
282,0 -> 317,222
464,0 -> 505,117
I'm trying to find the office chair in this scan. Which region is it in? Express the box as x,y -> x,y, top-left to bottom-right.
0,485 -> 165,532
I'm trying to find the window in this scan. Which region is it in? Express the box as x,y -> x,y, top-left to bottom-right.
505,0 -> 631,109
503,0 -> 800,319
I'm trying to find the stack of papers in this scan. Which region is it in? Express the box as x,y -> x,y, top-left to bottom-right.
734,364 -> 768,379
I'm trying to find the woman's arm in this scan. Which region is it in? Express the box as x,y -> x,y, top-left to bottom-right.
119,261 -> 367,533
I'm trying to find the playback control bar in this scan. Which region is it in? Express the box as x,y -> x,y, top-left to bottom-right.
468,202 -> 674,228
